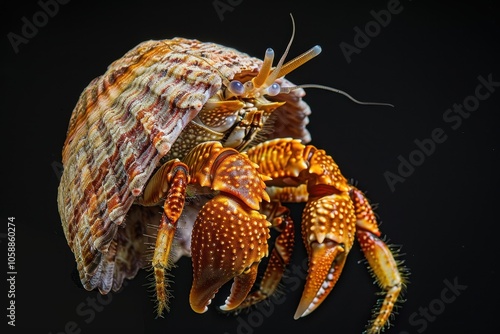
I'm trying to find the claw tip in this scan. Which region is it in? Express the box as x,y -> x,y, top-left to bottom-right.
293,306 -> 308,320
219,304 -> 234,311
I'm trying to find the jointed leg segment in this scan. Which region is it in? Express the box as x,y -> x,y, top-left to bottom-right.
138,160 -> 190,316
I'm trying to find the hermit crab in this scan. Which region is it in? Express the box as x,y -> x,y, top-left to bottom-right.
57,19 -> 408,334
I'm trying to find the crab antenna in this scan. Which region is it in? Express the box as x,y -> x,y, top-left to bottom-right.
281,84 -> 395,107
265,13 -> 297,86
253,48 -> 275,88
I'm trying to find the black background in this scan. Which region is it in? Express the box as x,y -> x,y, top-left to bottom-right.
2,0 -> 498,333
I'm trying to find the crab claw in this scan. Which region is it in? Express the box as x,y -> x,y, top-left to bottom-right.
189,195 -> 270,313
294,194 -> 356,319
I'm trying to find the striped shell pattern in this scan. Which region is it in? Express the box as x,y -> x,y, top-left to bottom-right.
58,38 -> 311,294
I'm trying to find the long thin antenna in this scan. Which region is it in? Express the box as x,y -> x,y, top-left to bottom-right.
281,84 -> 395,107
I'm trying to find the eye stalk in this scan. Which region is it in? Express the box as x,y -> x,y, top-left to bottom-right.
252,48 -> 275,89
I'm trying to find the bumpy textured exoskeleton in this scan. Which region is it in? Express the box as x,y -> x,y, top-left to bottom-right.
138,136 -> 406,333
57,25 -> 408,334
